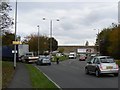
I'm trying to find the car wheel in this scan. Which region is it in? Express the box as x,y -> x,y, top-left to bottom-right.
85,68 -> 89,74
95,70 -> 100,77
114,73 -> 118,77
49,63 -> 51,65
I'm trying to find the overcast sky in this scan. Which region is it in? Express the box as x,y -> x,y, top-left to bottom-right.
9,0 -> 119,46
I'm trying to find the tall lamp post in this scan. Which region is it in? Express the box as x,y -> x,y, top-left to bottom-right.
37,25 -> 40,56
43,18 -> 59,56
14,0 -> 17,69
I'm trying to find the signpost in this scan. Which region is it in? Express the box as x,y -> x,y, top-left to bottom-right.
13,41 -> 22,45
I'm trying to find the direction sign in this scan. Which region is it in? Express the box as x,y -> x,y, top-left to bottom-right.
12,41 -> 22,45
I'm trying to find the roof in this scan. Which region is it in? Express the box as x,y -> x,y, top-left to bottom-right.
95,56 -> 111,59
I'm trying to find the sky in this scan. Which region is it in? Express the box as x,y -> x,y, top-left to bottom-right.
9,0 -> 119,46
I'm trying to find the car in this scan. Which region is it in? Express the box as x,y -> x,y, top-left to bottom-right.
85,56 -> 119,77
69,52 -> 77,59
79,54 -> 86,61
36,55 -> 51,65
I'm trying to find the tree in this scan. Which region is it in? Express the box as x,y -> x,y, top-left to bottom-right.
58,48 -> 64,53
0,1 -> 13,31
96,23 -> 120,59
48,37 -> 58,52
2,31 -> 15,46
1,1 -> 14,46
24,34 -> 52,55
85,41 -> 89,46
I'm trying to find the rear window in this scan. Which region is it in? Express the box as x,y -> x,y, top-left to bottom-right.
100,58 -> 114,63
26,53 -> 32,56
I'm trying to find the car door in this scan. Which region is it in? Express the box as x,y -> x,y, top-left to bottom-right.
87,58 -> 95,72
91,58 -> 99,72
89,58 -> 96,72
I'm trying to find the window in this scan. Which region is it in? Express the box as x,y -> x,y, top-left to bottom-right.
93,58 -> 100,64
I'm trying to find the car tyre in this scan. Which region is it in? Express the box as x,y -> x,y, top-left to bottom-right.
85,68 -> 89,74
114,73 -> 118,77
49,63 -> 51,65
95,70 -> 100,77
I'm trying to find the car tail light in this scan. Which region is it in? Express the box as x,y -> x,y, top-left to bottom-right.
116,64 -> 119,69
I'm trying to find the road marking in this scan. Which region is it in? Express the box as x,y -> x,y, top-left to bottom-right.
34,65 -> 62,89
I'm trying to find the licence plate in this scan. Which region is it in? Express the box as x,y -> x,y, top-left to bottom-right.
106,66 -> 113,69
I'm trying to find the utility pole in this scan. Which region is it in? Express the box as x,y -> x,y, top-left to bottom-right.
50,20 -> 52,55
37,25 -> 40,56
14,0 -> 17,69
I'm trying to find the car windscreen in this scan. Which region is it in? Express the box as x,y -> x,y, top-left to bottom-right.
100,58 -> 114,63
44,57 -> 50,59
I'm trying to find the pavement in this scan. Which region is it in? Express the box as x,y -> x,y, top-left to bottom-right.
7,62 -> 32,88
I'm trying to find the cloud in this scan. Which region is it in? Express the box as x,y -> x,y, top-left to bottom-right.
10,2 -> 118,45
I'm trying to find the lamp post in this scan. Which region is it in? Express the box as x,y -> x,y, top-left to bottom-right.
43,18 -> 59,55
14,0 -> 17,69
50,20 -> 52,55
37,25 -> 40,56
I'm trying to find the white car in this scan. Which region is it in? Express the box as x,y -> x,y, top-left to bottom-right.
69,52 -> 76,59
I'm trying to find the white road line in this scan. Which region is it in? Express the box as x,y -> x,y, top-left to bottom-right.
34,66 -> 62,89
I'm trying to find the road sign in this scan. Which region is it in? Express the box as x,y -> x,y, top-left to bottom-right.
12,50 -> 17,53
13,41 -> 22,45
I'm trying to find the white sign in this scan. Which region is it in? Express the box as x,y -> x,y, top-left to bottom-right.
12,50 -> 17,53
77,49 -> 86,53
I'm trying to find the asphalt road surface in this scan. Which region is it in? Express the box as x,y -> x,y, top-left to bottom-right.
36,59 -> 119,88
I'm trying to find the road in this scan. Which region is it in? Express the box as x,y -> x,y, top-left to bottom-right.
35,59 -> 119,88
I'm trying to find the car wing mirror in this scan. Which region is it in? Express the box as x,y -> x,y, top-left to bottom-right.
87,61 -> 92,64
97,62 -> 100,64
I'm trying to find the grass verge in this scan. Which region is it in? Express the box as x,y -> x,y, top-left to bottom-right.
52,55 -> 68,62
2,61 -> 15,88
26,64 -> 59,89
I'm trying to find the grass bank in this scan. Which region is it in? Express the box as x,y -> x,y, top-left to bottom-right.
2,61 -> 15,88
26,64 -> 59,89
52,55 -> 69,62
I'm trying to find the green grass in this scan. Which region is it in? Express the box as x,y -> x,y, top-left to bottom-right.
52,55 -> 69,62
26,64 -> 59,89
2,61 -> 15,88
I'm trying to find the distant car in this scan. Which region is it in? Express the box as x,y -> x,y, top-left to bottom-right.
36,55 -> 51,65
85,56 -> 119,77
69,52 -> 76,59
79,54 -> 86,61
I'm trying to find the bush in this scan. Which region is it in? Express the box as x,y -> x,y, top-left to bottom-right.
115,60 -> 120,67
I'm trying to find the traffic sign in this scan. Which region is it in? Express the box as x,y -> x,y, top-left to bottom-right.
12,41 -> 22,45
12,50 -> 17,53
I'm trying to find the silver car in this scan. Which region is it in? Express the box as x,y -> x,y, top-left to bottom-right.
85,56 -> 119,77
36,55 -> 51,65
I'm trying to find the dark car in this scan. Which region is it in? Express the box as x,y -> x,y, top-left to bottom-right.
85,56 -> 119,77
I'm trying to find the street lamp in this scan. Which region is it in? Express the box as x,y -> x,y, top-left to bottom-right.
14,0 -> 17,69
43,18 -> 60,55
37,25 -> 40,56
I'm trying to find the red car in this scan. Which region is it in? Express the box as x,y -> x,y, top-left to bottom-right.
79,54 -> 86,61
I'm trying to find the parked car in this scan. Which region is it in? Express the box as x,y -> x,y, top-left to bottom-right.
36,55 -> 51,65
85,56 -> 119,77
79,54 -> 86,61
